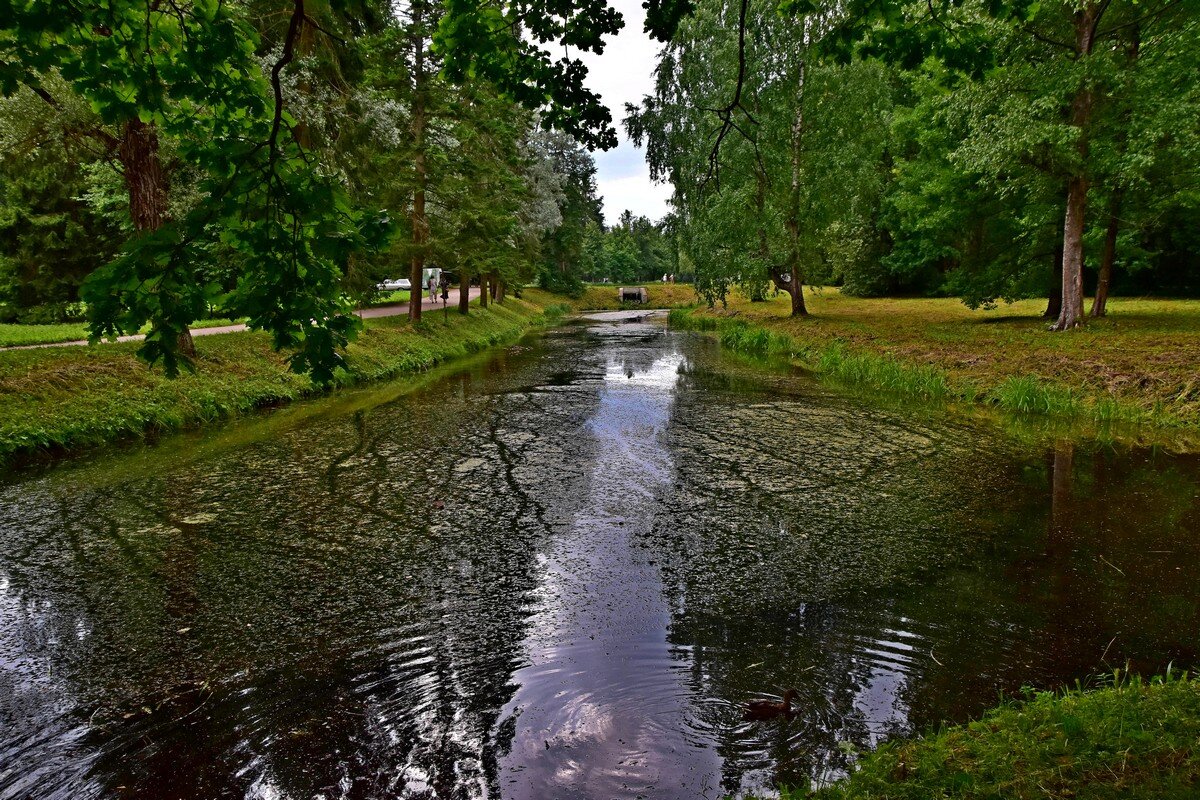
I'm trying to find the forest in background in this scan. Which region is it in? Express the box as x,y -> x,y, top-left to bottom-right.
2,0 -> 1198,375
626,0 -> 1200,321
0,0 -> 616,328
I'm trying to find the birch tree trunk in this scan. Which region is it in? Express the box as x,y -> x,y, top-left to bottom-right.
408,0 -> 429,323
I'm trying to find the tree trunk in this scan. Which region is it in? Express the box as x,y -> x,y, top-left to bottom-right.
120,119 -> 167,232
495,279 -> 506,303
408,1 -> 428,323
119,118 -> 194,356
782,30 -> 809,318
1043,236 -> 1063,319
459,271 -> 470,314
1054,174 -> 1088,330
1051,2 -> 1099,332
1090,29 -> 1136,320
787,273 -> 806,316
1091,194 -> 1120,318
479,274 -> 488,309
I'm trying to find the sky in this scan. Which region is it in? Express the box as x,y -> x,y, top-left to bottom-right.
575,0 -> 673,226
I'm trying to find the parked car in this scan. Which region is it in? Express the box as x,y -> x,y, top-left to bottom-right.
376,278 -> 411,291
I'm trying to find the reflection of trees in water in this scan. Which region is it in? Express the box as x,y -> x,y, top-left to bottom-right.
643,372 -> 1001,792
0,342 -> 606,798
3,328 -> 1200,799
647,364 -> 1200,793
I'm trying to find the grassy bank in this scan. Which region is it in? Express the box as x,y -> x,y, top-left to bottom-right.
525,283 -> 700,311
790,673 -> 1200,800
669,291 -> 1200,435
0,298 -> 564,465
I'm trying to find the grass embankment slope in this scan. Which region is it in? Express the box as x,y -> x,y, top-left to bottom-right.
793,675 -> 1200,800
672,291 -> 1200,433
0,298 -> 562,465
525,283 -> 700,311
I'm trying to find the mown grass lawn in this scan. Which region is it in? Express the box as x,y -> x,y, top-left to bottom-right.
680,289 -> 1200,429
0,317 -> 245,347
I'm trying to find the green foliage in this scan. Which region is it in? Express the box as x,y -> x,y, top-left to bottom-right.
2,1 -> 394,380
635,0 -> 1200,309
435,0 -> 622,149
629,0 -> 897,305
0,298 -> 555,463
530,130 -> 602,296
0,86 -> 123,317
1,0 -> 614,378
801,671 -> 1200,800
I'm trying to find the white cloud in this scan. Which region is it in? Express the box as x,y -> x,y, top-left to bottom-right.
576,0 -> 673,225
597,174 -> 672,223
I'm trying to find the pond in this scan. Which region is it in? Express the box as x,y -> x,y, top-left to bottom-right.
1,313 -> 1198,799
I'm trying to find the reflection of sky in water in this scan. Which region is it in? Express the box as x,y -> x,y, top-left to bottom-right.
497,346 -> 724,799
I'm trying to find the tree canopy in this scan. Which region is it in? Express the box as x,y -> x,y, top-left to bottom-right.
2,0 -> 1197,373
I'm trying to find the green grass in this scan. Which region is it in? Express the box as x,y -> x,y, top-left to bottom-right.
0,299 -> 557,465
0,317 -> 244,347
526,284 -> 701,311
675,313 -> 954,403
667,291 -> 1200,439
817,342 -> 950,401
0,322 -> 94,347
364,289 -> 412,307
787,671 -> 1200,800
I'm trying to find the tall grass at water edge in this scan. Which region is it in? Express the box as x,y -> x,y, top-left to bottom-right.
668,308 -> 1169,427
670,310 -> 949,402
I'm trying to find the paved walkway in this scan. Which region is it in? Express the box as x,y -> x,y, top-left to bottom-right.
3,288 -> 482,351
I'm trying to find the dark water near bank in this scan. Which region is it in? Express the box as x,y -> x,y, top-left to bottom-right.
2,315 -> 1199,799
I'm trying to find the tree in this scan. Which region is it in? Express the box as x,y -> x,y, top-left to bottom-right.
1,1 -> 390,378
1,0 -> 621,377
0,82 -> 123,320
852,0 -> 1198,327
532,131 -> 604,296
628,0 -> 893,313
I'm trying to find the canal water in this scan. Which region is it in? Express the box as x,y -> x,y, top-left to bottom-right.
1,314 -> 1198,799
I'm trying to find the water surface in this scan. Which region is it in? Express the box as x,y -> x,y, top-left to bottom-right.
2,315 -> 1198,799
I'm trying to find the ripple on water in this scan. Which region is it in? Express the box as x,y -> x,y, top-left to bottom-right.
0,319 -> 1198,799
